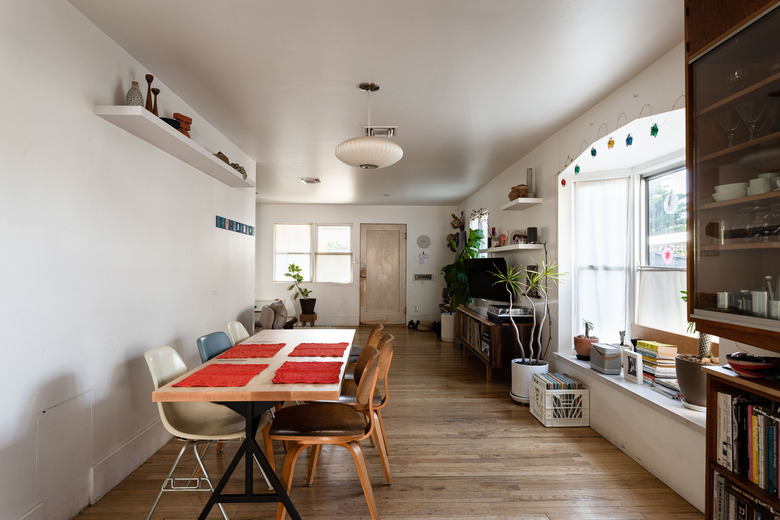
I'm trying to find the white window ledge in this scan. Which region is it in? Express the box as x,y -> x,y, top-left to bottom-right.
554,353 -> 706,434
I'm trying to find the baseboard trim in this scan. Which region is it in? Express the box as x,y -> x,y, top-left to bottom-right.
89,420 -> 171,504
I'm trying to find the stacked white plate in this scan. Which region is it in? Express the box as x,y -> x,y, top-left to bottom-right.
712,182 -> 748,202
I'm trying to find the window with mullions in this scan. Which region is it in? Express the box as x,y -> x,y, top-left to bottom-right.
315,225 -> 352,283
274,224 -> 312,282
273,224 -> 353,283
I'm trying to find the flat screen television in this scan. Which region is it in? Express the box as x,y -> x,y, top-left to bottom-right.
463,257 -> 511,303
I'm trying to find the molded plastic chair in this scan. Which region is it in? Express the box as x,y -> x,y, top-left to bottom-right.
269,348 -> 388,520
144,346 -> 274,520
196,331 -> 233,363
226,321 -> 250,345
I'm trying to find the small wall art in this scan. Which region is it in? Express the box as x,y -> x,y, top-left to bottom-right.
216,216 -> 254,236
622,350 -> 643,384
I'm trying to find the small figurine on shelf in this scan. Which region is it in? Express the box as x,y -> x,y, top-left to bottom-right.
151,88 -> 160,116
173,112 -> 192,138
144,74 -> 154,112
125,81 -> 143,106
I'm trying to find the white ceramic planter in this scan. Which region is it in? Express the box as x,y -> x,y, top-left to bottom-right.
510,359 -> 549,403
440,313 -> 455,342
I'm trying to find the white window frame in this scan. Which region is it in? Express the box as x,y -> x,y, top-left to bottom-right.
273,223 -> 353,284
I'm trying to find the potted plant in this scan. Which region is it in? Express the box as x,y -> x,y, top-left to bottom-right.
492,256 -> 564,402
573,319 -> 599,360
676,291 -> 718,409
285,263 -> 316,314
440,228 -> 484,341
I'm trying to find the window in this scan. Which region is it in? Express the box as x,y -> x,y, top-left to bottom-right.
273,224 -> 352,283
470,208 -> 488,251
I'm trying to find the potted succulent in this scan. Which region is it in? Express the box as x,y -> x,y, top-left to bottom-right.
285,263 -> 316,314
573,319 -> 599,360
440,228 -> 484,341
676,291 -> 718,409
492,256 -> 564,402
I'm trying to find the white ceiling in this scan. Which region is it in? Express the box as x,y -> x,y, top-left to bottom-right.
69,0 -> 684,206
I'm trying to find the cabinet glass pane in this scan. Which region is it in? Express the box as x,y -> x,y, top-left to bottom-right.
691,6 -> 780,331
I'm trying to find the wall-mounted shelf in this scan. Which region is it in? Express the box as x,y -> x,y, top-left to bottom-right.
95,105 -> 255,188
479,243 -> 544,254
500,198 -> 543,211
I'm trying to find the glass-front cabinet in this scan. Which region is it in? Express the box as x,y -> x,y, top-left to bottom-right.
688,3 -> 780,350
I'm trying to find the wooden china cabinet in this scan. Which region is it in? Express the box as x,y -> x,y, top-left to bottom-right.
686,1 -> 780,518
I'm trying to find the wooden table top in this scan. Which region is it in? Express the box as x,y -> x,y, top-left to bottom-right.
152,328 -> 355,403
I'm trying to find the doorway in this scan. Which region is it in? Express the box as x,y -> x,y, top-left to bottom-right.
359,224 -> 406,324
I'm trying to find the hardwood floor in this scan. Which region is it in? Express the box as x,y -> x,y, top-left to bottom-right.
74,325 -> 703,519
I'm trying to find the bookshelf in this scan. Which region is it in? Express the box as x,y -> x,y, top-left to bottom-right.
705,365 -> 780,518
455,306 -> 531,383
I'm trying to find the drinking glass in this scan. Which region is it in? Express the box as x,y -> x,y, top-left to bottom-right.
735,100 -> 767,140
716,110 -> 741,147
751,205 -> 771,242
734,206 -> 754,241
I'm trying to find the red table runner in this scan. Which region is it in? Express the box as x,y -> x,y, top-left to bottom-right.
174,363 -> 268,387
216,343 -> 285,359
272,361 -> 343,384
289,342 -> 349,357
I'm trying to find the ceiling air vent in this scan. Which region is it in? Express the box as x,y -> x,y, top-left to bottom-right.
298,177 -> 321,184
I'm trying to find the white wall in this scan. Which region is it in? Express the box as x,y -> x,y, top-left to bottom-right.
256,204 -> 456,325
0,2 -> 256,519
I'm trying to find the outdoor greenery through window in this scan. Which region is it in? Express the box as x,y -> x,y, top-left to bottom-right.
646,168 -> 687,268
273,223 -> 352,283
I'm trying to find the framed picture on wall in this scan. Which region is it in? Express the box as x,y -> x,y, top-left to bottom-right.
622,350 -> 643,384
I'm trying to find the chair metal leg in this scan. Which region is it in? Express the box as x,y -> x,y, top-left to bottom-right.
192,441 -> 230,520
145,441 -> 190,520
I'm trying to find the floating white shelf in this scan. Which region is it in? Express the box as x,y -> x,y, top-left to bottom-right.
95,105 -> 255,188
479,243 -> 544,254
500,198 -> 543,211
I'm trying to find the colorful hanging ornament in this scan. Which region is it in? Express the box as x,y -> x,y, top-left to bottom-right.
607,137 -> 615,149
626,133 -> 633,146
574,164 -> 580,174
561,178 -> 566,187
650,123 -> 659,138
591,147 -> 597,157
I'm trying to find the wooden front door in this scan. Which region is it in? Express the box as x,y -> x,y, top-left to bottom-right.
359,224 -> 406,324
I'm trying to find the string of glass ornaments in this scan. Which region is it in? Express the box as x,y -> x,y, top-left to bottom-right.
558,94 -> 685,187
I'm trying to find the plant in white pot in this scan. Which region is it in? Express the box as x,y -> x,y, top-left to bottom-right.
492,257 -> 564,403
676,291 -> 718,409
285,263 -> 315,314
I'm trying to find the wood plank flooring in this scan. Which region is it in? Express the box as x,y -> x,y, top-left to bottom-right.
73,325 -> 703,519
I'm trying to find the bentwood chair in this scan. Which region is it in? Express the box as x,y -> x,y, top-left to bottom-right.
269,348 -> 388,520
225,321 -> 250,345
196,331 -> 233,363
345,323 -> 384,375
143,346 -> 274,520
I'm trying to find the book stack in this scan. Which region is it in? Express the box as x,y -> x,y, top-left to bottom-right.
173,112 -> 192,138
652,378 -> 683,400
715,391 -> 780,494
714,472 -> 780,519
635,340 -> 677,387
533,373 -> 585,390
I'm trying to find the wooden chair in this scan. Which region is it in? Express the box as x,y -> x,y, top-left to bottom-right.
345,323 -> 384,377
269,348 -> 389,520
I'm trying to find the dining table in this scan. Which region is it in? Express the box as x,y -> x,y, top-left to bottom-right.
152,327 -> 356,520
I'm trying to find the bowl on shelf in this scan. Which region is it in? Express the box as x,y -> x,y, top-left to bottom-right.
726,352 -> 776,378
712,183 -> 748,201
715,182 -> 749,192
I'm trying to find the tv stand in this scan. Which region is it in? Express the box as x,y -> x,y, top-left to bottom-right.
455,306 -> 532,382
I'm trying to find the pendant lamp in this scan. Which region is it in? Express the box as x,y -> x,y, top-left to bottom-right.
335,82 -> 403,169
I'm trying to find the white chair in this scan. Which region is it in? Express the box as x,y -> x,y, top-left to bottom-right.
144,346 -> 273,520
226,321 -> 250,345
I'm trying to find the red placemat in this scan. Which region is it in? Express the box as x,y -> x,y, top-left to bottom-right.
174,363 -> 268,387
289,342 -> 349,357
216,343 -> 285,359
272,361 -> 343,384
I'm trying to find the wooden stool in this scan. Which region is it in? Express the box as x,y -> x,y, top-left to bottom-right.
300,313 -> 317,327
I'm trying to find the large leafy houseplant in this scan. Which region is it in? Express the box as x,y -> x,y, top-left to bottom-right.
492,257 -> 564,365
441,228 -> 484,312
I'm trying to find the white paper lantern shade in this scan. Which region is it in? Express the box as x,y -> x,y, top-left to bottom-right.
335,135 -> 403,169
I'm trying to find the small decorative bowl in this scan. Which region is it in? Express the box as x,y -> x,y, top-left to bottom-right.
160,117 -> 181,130
726,353 -> 776,378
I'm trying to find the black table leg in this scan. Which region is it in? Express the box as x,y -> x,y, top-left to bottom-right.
198,402 -> 301,520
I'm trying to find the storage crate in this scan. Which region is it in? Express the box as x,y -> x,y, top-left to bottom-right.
529,374 -> 589,427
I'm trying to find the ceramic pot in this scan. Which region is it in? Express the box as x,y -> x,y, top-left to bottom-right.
440,313 -> 455,343
510,359 -> 549,403
675,354 -> 707,409
300,298 -> 316,315
573,336 -> 599,360
125,81 -> 143,106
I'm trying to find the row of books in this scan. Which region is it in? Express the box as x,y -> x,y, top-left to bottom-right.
635,340 -> 681,399
716,390 -> 780,495
532,372 -> 584,390
714,472 -> 780,519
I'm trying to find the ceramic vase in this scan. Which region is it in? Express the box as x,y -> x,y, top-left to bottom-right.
675,355 -> 707,410
125,81 -> 143,106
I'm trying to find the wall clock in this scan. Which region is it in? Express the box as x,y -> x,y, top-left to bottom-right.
416,235 -> 431,248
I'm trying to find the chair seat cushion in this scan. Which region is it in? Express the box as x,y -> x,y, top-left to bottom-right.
310,380 -> 382,408
269,402 -> 367,439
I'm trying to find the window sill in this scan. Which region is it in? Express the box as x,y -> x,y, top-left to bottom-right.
554,353 -> 706,434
